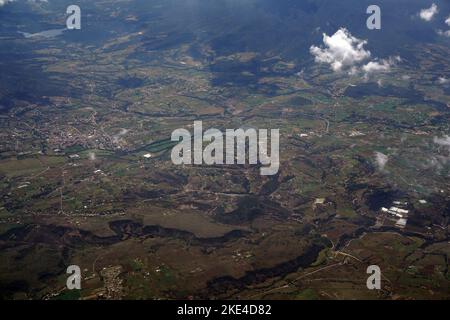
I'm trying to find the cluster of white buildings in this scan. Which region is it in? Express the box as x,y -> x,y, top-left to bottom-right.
381,206 -> 409,217
381,203 -> 409,229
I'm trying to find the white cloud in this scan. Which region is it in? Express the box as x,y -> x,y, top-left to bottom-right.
437,77 -> 448,84
374,152 -> 389,172
88,152 -> 96,161
310,28 -> 371,72
420,4 -> 438,22
428,136 -> 450,172
427,155 -> 450,172
437,15 -> 450,36
437,29 -> 450,37
363,61 -> 391,73
362,56 -> 401,74
376,79 -> 384,87
310,28 -> 400,76
434,135 -> 450,147
0,0 -> 13,7
112,128 -> 129,144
